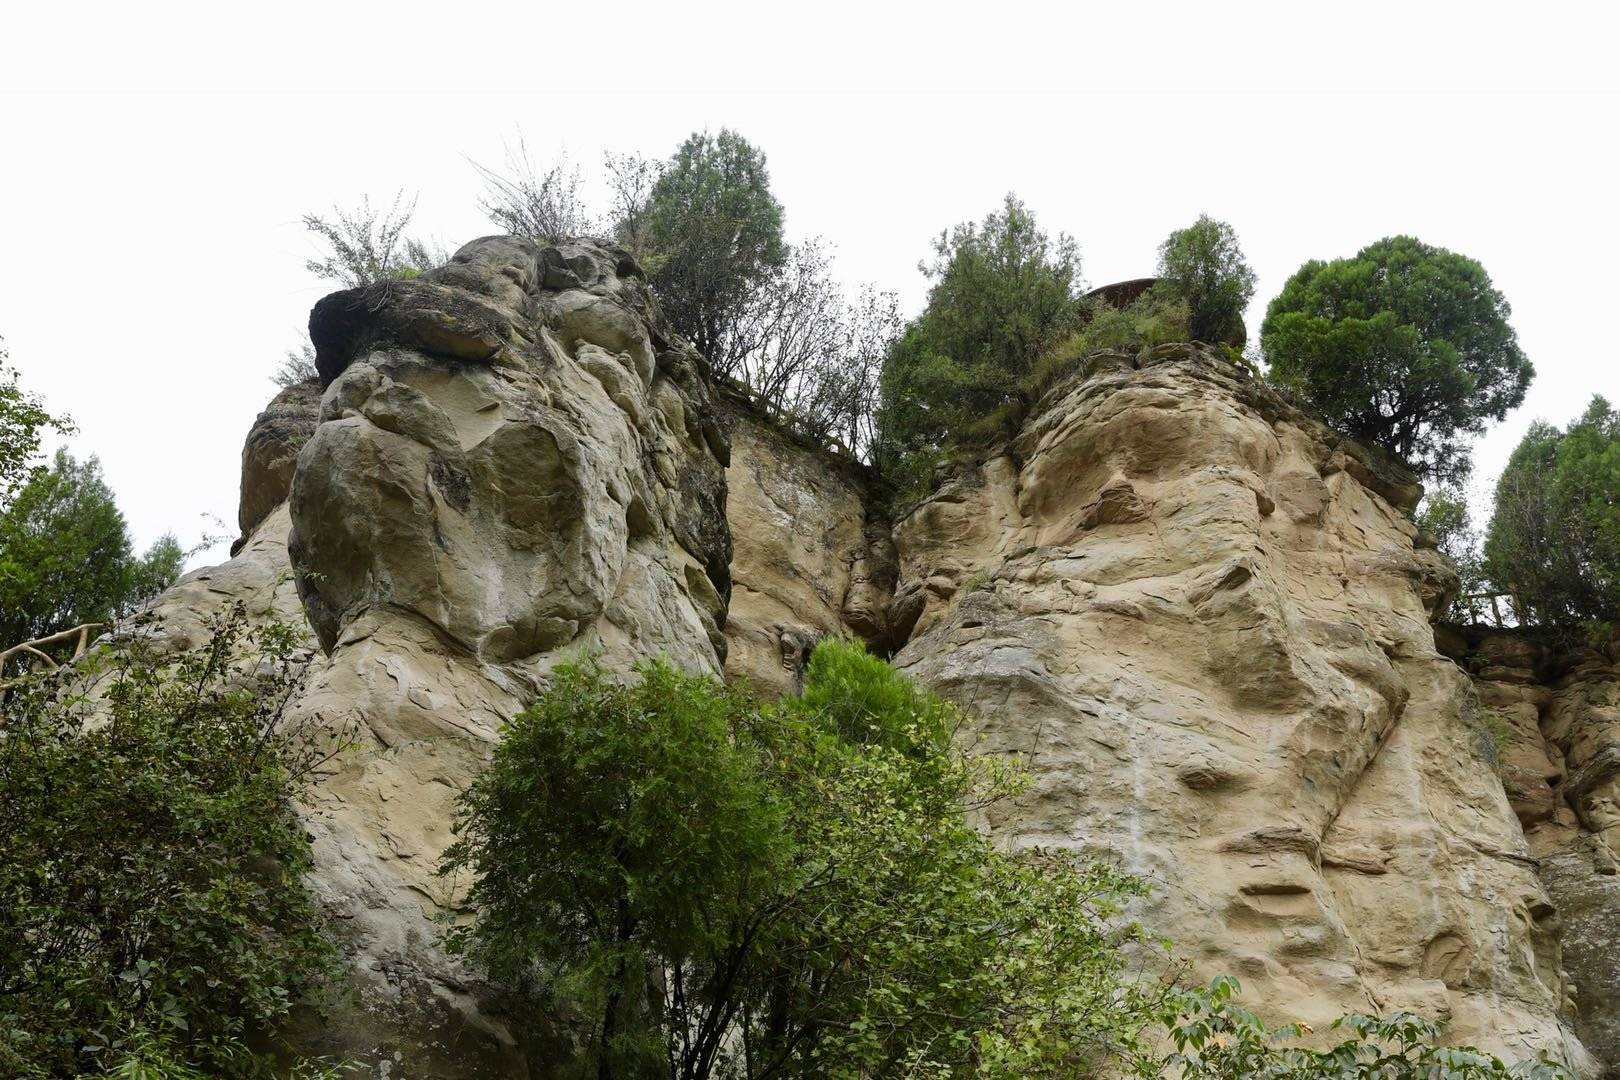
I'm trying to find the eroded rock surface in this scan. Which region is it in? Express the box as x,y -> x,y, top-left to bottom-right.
721,395 -> 894,694
1447,627 -> 1620,1072
886,344 -> 1593,1071
129,237 -> 733,1075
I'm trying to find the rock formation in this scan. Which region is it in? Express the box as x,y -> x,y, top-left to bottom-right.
1441,626 -> 1620,1070
140,236 -> 733,1074
125,241 -> 1617,1075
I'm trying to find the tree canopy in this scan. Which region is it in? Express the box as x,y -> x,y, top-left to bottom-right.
640,129 -> 788,370
0,450 -> 182,654
0,337 -> 72,503
1156,215 -> 1256,346
442,640 -> 1156,1079
1484,396 -> 1620,637
875,195 -> 1084,476
1260,236 -> 1532,483
0,606 -> 339,1077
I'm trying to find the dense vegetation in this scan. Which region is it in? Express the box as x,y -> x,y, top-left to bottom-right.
0,450 -> 183,658
1260,236 -> 1532,485
0,605 -> 341,1077
444,642 -> 1567,1079
442,641 -> 1158,1079
874,194 -> 1085,479
1484,396 -> 1620,638
0,350 -> 183,668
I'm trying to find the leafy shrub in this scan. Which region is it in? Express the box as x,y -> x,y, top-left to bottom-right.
0,605 -> 339,1077
1155,216 -> 1256,346
875,195 -> 1084,477
442,640 -> 1159,1079
302,191 -> 442,288
1161,976 -> 1567,1079
1415,486 -> 1490,623
1260,236 -> 1532,483
1484,396 -> 1620,638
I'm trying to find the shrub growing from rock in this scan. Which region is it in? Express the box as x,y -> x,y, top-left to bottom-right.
875,194 -> 1084,478
1156,215 -> 1256,346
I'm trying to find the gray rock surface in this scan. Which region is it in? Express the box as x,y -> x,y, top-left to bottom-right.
236,379 -> 319,548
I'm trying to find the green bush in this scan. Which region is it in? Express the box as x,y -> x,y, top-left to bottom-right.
1162,976 -> 1567,1079
1484,396 -> 1620,638
0,604 -> 339,1077
442,641 -> 1158,1079
444,643 -> 1581,1078
1260,236 -> 1532,483
875,195 -> 1084,478
1155,216 -> 1256,346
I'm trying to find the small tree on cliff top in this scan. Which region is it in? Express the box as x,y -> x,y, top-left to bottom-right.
875,194 -> 1084,473
1260,235 -> 1532,483
639,129 -> 788,372
1485,395 -> 1620,637
1156,215 -> 1256,346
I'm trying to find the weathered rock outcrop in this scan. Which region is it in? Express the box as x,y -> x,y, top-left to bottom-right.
127,254 -> 1609,1073
1444,627 -> 1620,1071
136,237 -> 733,1075
720,393 -> 895,694
880,344 -> 1592,1071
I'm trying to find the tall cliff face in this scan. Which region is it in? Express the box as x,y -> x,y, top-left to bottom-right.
740,343 -> 1598,1072
1443,628 -> 1620,1069
143,237 -> 734,1075
131,246 -> 1613,1074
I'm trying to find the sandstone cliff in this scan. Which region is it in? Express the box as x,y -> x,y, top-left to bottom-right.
126,240 -> 1615,1075
1441,626 -> 1620,1069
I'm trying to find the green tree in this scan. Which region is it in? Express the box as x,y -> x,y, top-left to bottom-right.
637,129 -> 788,371
875,195 -> 1083,474
1260,236 -> 1532,483
1156,215 -> 1256,346
441,660 -> 791,1078
0,336 -> 73,503
0,451 -> 184,655
442,641 -> 1157,1079
0,605 -> 339,1077
1415,487 -> 1489,623
1484,396 -> 1620,636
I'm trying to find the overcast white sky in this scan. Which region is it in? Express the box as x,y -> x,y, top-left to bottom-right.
2,2 -> 1617,565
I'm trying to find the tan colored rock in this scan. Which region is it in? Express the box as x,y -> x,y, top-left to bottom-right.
129,298 -> 1618,1075
889,345 -> 1595,1072
236,380 -> 319,549
122,237 -> 734,1075
721,397 -> 892,695
1460,631 -> 1620,1070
